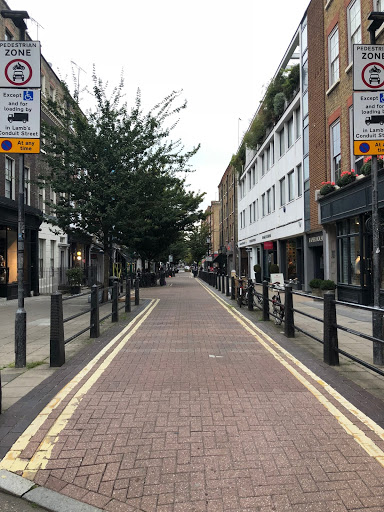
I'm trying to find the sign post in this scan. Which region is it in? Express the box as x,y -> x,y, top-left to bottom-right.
354,39 -> 384,365
0,11 -> 41,368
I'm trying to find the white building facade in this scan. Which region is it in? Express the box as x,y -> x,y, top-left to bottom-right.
238,29 -> 305,286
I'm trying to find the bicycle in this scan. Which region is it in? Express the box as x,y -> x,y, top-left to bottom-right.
237,279 -> 247,307
271,283 -> 285,324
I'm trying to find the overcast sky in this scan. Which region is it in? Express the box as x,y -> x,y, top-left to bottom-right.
8,0 -> 309,210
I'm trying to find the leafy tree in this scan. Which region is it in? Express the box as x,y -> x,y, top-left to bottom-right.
187,223 -> 210,264
40,73 -> 204,291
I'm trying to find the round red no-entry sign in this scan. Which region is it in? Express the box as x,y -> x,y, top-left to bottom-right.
4,59 -> 32,86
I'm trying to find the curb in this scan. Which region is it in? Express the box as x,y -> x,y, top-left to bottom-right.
0,470 -> 102,511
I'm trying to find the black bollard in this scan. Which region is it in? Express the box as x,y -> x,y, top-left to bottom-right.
112,282 -> 119,322
262,281 -> 269,321
135,278 -> 140,305
284,285 -> 295,338
248,279 -> 254,311
50,292 -> 65,367
231,276 -> 235,300
323,291 -> 339,366
90,285 -> 100,338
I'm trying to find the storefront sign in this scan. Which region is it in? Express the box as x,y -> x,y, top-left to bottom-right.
264,241 -> 274,250
308,233 -> 323,247
262,234 -> 271,239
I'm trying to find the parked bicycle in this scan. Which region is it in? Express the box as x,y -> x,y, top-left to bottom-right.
271,282 -> 285,324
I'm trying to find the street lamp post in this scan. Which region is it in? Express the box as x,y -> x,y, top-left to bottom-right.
368,12 -> 384,365
1,9 -> 30,367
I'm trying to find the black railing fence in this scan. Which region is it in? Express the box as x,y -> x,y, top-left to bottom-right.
50,277 -> 139,367
199,271 -> 384,378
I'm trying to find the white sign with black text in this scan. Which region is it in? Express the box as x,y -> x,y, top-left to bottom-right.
0,88 -> 40,138
353,44 -> 384,91
0,41 -> 41,88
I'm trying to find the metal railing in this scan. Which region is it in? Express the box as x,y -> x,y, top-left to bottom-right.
50,277 -> 140,367
199,271 -> 384,377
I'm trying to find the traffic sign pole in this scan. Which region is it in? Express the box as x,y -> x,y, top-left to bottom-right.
367,33 -> 384,365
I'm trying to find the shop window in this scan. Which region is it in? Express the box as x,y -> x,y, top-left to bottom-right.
337,217 -> 361,286
0,227 -> 6,284
286,241 -> 297,280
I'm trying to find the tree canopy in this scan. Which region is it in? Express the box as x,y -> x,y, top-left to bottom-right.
40,73 -> 205,281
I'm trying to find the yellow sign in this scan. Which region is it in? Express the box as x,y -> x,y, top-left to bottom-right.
0,138 -> 40,154
354,140 -> 384,156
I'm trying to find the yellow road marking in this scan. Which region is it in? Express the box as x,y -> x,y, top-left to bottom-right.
0,299 -> 159,476
199,281 -> 384,466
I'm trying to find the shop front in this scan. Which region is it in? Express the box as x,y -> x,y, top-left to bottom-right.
0,199 -> 41,299
319,173 -> 384,305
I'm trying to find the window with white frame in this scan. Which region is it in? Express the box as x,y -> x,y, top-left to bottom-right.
297,164 -> 303,197
329,26 -> 339,87
287,117 -> 294,148
288,171 -> 295,202
272,185 -> 275,211
266,146 -> 270,171
295,108 -> 301,139
280,177 -> 286,206
270,140 -> 275,166
256,199 -> 259,220
252,165 -> 256,186
331,120 -> 341,182
247,170 -> 252,190
267,189 -> 271,214
262,194 -> 266,217
348,0 -> 361,63
279,129 -> 285,157
376,0 -> 384,10
5,156 -> 14,199
24,167 -> 30,205
249,204 -> 253,223
261,153 -> 265,176
253,200 -> 256,221
5,29 -> 13,40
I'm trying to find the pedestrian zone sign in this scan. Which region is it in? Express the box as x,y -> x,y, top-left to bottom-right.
0,41 -> 41,88
353,45 -> 384,91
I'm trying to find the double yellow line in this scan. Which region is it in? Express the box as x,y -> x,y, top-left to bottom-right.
0,299 -> 159,478
199,281 -> 384,467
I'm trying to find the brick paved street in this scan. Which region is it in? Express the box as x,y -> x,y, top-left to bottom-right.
2,273 -> 384,511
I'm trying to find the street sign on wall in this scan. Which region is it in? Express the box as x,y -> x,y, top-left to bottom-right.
0,41 -> 41,88
353,45 -> 384,91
